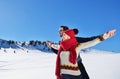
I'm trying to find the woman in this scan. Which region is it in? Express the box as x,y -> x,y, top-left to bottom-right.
55,29 -> 116,79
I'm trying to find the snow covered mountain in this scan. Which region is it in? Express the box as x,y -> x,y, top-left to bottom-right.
0,39 -> 52,52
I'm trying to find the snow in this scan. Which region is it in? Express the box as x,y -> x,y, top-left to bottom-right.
0,48 -> 120,79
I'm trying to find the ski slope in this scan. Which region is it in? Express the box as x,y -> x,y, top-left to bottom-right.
0,48 -> 120,79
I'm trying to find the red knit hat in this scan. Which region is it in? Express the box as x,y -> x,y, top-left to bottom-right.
64,29 -> 75,38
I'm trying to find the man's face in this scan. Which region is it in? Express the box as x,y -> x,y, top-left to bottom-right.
59,27 -> 64,37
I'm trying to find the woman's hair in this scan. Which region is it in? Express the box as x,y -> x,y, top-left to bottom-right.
73,28 -> 79,35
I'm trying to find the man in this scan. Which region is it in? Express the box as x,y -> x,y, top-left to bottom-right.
46,26 -> 102,79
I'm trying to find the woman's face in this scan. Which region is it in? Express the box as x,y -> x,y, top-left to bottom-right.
62,33 -> 70,41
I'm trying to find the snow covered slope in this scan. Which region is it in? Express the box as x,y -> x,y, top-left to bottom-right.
0,48 -> 120,79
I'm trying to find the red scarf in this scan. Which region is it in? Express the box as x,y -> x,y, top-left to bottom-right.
55,38 -> 77,79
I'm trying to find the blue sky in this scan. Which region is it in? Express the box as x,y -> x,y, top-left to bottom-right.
0,0 -> 120,52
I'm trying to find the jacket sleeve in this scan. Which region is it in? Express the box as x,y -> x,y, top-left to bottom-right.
51,44 -> 59,54
51,48 -> 58,54
76,35 -> 100,43
51,44 -> 59,50
76,34 -> 109,52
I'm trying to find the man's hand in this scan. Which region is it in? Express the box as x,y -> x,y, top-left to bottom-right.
106,29 -> 116,37
103,29 -> 116,39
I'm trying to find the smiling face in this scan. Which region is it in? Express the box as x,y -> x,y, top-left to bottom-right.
62,33 -> 71,41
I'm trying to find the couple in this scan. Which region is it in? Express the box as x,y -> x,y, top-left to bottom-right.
46,26 -> 116,79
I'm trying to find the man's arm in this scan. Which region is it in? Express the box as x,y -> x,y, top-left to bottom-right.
46,41 -> 59,54
76,35 -> 100,43
76,29 -> 116,52
51,48 -> 58,54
